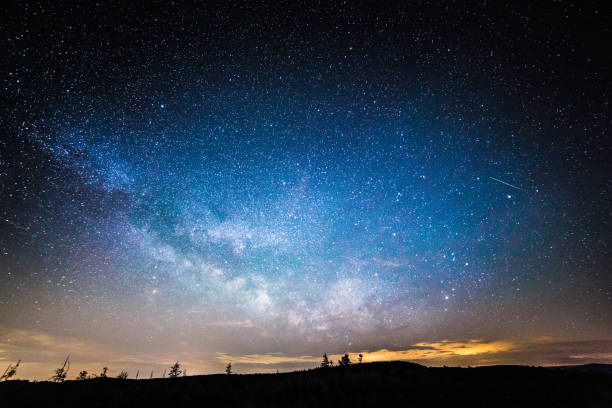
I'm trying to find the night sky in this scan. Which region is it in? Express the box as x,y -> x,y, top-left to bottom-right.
1,2 -> 611,379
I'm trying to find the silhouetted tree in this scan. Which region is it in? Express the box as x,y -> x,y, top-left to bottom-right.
76,370 -> 88,380
168,362 -> 182,378
1,360 -> 20,381
339,354 -> 351,366
321,353 -> 331,368
135,370 -> 139,380
99,367 -> 108,378
117,371 -> 128,379
226,362 -> 232,375
51,355 -> 70,382
358,354 -> 363,363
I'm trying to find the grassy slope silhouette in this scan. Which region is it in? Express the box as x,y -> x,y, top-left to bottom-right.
1,361 -> 611,407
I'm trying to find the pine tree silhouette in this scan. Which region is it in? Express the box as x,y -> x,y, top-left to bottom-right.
321,353 -> 331,368
1,360 -> 20,381
339,354 -> 351,366
51,356 -> 70,382
168,362 -> 182,378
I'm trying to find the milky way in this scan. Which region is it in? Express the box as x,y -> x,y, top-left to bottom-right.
1,2 -> 610,378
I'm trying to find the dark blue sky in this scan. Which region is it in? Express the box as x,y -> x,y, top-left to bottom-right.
1,1 -> 610,378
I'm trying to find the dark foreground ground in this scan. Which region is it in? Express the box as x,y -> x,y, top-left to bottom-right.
2,362 -> 611,407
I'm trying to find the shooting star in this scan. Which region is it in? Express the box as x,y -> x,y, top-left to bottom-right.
489,177 -> 524,191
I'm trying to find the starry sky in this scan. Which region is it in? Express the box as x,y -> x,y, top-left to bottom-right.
1,1 -> 611,379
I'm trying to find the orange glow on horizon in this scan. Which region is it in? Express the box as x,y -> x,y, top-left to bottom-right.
218,339 -> 516,367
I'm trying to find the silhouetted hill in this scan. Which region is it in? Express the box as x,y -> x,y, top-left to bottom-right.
2,361 -> 611,407
549,363 -> 612,375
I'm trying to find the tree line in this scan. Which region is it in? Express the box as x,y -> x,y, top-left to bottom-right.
2,352 -> 366,382
320,353 -> 363,368
1,357 -> 188,382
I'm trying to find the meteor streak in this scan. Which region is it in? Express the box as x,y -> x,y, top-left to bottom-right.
489,177 -> 524,191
